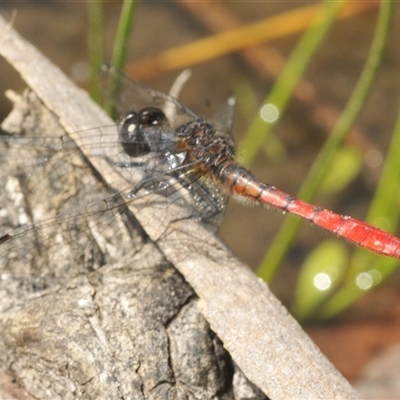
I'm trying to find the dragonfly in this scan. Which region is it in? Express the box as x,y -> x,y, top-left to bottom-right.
1,64 -> 400,274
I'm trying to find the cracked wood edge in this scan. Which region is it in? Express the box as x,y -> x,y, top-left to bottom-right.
0,15 -> 362,400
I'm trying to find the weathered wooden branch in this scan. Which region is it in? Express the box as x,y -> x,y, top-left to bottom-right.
0,15 -> 361,399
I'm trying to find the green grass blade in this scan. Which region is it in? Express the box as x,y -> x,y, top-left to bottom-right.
238,0 -> 344,167
366,109 -> 400,235
257,0 -> 394,283
105,0 -> 137,117
291,240 -> 349,320
231,75 -> 287,162
111,0 -> 137,71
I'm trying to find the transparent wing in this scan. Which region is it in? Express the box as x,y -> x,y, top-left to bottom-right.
1,69 -> 231,282
0,128 -> 227,275
210,96 -> 236,144
100,64 -> 199,127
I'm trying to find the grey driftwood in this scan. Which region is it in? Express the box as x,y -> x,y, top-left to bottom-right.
0,15 -> 361,400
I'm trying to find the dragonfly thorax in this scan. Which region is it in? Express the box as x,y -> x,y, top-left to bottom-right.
178,120 -> 235,171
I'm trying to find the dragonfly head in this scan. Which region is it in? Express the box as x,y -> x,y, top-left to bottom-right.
119,107 -> 167,157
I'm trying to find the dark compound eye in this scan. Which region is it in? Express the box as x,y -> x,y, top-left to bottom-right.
121,110 -> 139,127
119,110 -> 150,157
138,107 -> 166,126
118,107 -> 168,157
